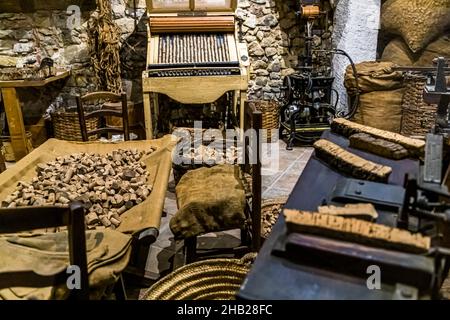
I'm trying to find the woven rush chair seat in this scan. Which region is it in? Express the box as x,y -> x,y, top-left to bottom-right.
261,197 -> 288,239
143,257 -> 254,300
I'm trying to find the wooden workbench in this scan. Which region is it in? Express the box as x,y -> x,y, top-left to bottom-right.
0,70 -> 71,161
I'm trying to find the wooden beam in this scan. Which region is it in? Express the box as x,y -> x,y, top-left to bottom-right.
1,88 -> 29,161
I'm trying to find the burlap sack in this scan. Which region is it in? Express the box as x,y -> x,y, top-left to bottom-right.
351,88 -> 406,133
344,61 -> 404,95
381,0 -> 450,53
0,230 -> 132,300
382,34 -> 450,66
170,164 -> 246,239
416,34 -> 450,66
381,38 -> 416,66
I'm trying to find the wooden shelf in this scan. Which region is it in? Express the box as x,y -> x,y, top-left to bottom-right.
0,70 -> 71,88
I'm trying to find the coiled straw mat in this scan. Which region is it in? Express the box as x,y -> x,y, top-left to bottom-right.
143,255 -> 256,300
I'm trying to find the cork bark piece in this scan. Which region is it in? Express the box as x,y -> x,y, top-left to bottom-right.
331,118 -> 425,157
318,203 -> 379,221
349,133 -> 409,160
284,209 -> 431,254
313,139 -> 392,182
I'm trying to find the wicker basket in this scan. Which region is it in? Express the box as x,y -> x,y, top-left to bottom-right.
261,197 -> 288,239
143,256 -> 255,300
0,132 -> 33,162
52,111 -> 100,141
249,100 -> 279,143
401,73 -> 437,137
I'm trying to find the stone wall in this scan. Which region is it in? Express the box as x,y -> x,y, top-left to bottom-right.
239,0 -> 334,101
0,0 -> 148,124
0,0 -> 335,128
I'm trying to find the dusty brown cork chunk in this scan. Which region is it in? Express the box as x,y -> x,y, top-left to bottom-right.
318,203 -> 379,221
331,118 -> 425,157
349,133 -> 410,160
284,209 -> 431,254
313,139 -> 392,182
1,148 -> 156,229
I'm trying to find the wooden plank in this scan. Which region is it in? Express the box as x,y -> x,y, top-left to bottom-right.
142,74 -> 245,104
1,88 -> 29,161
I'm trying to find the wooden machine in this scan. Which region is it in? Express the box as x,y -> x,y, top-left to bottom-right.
143,0 -> 249,138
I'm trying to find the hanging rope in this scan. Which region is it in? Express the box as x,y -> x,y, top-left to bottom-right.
88,0 -> 123,93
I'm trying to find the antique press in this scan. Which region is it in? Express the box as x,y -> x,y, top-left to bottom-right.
142,0 -> 249,138
280,0 -> 337,150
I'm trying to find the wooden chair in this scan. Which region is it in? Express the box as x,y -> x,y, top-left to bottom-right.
0,140 -> 6,173
76,91 -> 130,142
183,102 -> 262,263
0,202 -> 89,300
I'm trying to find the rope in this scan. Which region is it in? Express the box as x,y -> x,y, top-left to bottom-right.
88,0 -> 123,93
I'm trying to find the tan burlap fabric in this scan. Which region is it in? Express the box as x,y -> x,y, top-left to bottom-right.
381,0 -> 450,53
170,164 -> 246,239
344,61 -> 404,96
344,62 -> 405,132
352,88 -> 406,133
382,34 -> 450,66
0,229 -> 132,300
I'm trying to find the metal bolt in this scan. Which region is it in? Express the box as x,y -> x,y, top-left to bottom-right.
355,190 -> 362,195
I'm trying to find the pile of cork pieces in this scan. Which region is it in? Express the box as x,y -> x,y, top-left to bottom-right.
1,147 -> 157,229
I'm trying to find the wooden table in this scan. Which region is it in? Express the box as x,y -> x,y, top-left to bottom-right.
0,70 -> 71,161
239,131 -> 421,300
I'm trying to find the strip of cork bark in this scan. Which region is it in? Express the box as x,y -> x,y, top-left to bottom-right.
314,139 -> 392,182
332,118 -> 425,157
284,209 -> 431,254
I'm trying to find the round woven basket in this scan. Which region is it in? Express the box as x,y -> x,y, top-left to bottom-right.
401,73 -> 437,137
249,100 -> 280,143
261,197 -> 288,239
52,111 -> 100,141
143,258 -> 253,300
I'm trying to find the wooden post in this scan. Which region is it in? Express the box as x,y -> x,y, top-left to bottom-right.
143,92 -> 153,139
239,89 -> 246,134
1,87 -> 28,161
0,140 -> 6,173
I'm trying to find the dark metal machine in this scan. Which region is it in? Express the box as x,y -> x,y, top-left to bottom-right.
240,59 -> 450,299
279,0 -> 359,150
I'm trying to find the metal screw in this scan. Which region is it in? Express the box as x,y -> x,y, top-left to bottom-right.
355,190 -> 362,195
